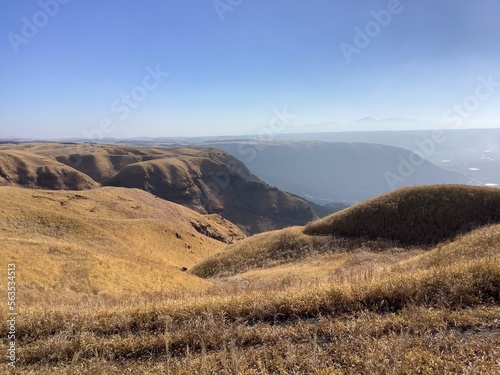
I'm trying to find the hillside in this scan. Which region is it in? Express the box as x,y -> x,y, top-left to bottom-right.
1,152 -> 499,373
192,185 -> 500,278
206,141 -> 471,203
0,143 -> 318,234
0,150 -> 99,190
190,226 -> 411,278
305,184 -> 500,245
3,220 -> 498,374
0,186 -> 244,301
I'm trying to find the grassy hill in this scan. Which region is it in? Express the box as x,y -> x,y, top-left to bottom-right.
192,185 -> 500,278
105,150 -> 315,234
190,226 -> 410,278
305,184 -> 500,245
2,221 -> 498,373
1,158 -> 499,373
0,143 -> 318,234
0,150 -> 99,190
0,186 -> 244,303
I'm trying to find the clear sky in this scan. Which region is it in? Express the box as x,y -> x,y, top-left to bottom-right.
1,0 -> 499,139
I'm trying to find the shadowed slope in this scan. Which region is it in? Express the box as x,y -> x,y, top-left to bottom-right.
104,149 -> 316,234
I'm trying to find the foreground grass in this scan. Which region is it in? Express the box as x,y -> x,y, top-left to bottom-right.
2,185 -> 500,373
12,307 -> 500,374
1,251 -> 499,373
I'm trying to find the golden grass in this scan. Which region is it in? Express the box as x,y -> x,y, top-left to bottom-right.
0,186 -> 244,303
1,181 -> 499,373
190,226 -> 410,278
0,142 -> 317,234
305,184 -> 500,245
1,224 -> 499,373
0,149 -> 98,190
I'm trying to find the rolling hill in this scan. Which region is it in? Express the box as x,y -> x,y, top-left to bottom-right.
305,184 -> 500,244
0,186 -> 244,301
1,182 -> 499,373
6,201 -> 499,373
0,143 -> 319,234
0,150 -> 99,190
192,185 -> 500,278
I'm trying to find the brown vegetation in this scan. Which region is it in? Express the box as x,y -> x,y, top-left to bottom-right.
0,186 -> 244,302
1,177 -> 499,374
0,143 -> 318,234
305,184 -> 500,245
0,150 -> 98,190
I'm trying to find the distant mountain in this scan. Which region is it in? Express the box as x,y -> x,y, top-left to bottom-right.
205,141 -> 471,203
269,128 -> 500,187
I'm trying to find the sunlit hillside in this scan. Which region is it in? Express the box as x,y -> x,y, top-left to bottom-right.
0,149 -> 99,190
305,184 -> 500,244
0,186 -> 244,304
1,184 -> 498,373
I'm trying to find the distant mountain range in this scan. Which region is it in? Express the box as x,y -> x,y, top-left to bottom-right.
3,127 -> 498,203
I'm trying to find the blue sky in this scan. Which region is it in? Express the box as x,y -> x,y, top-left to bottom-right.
1,0 -> 499,138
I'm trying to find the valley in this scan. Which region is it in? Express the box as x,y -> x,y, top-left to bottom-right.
0,146 -> 498,373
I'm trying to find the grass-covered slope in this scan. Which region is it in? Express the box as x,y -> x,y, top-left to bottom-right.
0,150 -> 99,190
0,143 -> 319,234
0,186 -> 244,301
190,226 -> 404,278
4,224 -> 499,373
305,185 -> 500,245
192,185 -> 500,278
104,149 -> 316,234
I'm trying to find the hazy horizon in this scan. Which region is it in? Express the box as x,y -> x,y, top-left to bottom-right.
2,0 -> 500,139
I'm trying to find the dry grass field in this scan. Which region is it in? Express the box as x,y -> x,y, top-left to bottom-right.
0,174 -> 499,373
0,186 -> 244,304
